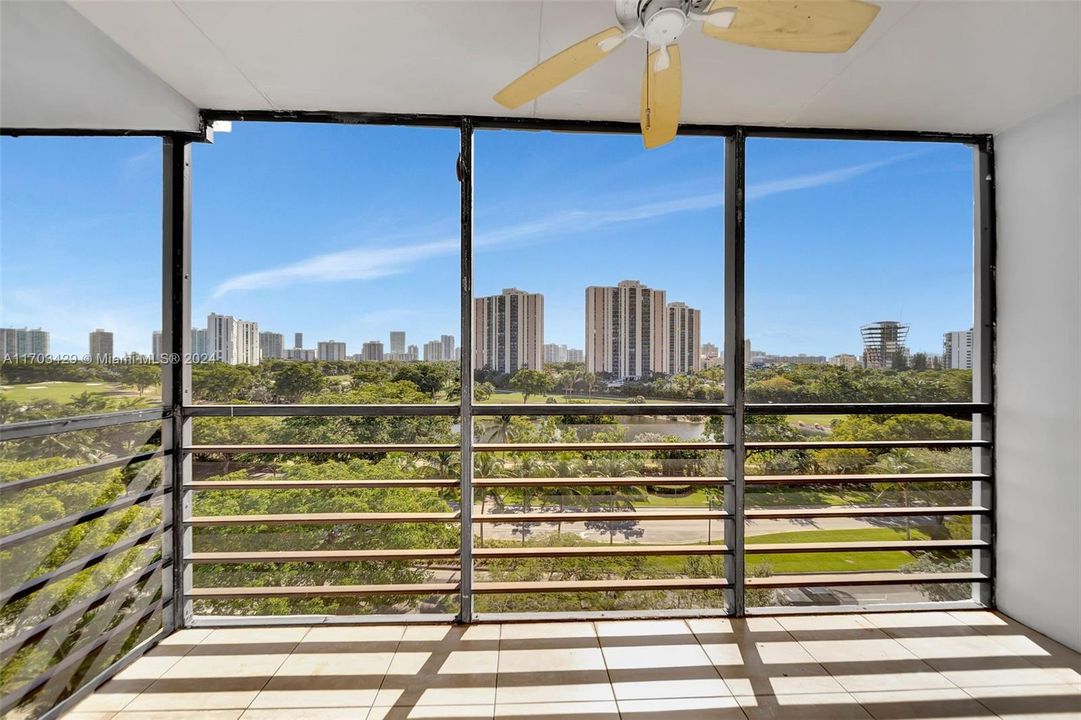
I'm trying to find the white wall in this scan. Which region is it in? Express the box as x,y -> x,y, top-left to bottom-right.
995,96 -> 1081,652
0,1 -> 198,132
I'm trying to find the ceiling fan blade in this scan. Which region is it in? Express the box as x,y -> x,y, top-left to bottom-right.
702,1 -> 880,53
640,45 -> 682,149
494,26 -> 626,109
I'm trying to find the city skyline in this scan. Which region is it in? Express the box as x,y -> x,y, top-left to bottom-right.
1,128 -> 975,358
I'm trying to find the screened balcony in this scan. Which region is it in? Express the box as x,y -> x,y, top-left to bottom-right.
2,1 -> 1079,719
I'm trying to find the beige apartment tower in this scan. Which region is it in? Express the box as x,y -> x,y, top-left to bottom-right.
474,288 -> 544,373
585,280 -> 668,380
667,302 -> 701,375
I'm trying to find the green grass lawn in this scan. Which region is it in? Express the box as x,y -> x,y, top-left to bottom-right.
785,413 -> 845,431
0,381 -> 136,404
746,526 -> 931,573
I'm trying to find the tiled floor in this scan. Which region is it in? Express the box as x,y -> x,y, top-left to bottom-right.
68,611 -> 1081,719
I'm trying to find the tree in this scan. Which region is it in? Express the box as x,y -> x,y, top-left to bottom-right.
272,363 -> 326,402
509,369 -> 553,403
192,362 -> 257,403
122,364 -> 160,396
393,364 -> 447,399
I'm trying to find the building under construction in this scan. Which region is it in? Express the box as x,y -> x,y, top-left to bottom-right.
861,321 -> 910,369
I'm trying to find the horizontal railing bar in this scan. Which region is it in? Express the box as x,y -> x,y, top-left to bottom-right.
473,403 -> 734,416
745,473 -> 991,486
745,572 -> 989,588
746,539 -> 990,554
0,560 -> 167,661
1,526 -> 163,606
474,476 -> 730,488
474,510 -> 731,523
745,403 -> 991,416
745,439 -> 989,450
475,442 -> 732,452
186,404 -> 459,417
0,407 -> 168,442
188,549 -> 459,563
475,544 -> 731,558
186,479 -> 459,490
189,583 -> 460,598
0,596 -> 163,714
3,451 -> 166,494
745,505 -> 990,519
187,443 -> 457,454
0,487 -> 168,551
473,578 -> 731,593
189,512 -> 459,526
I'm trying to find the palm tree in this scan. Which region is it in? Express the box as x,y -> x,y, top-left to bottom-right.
871,449 -> 932,540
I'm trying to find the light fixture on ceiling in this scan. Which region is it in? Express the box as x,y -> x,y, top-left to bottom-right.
494,0 -> 881,149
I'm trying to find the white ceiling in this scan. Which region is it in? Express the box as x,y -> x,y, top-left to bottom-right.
3,0 -> 1080,134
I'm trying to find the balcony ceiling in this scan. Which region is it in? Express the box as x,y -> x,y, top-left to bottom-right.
2,0 -> 1079,134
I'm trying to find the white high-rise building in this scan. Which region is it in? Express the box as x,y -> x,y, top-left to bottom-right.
361,341 -> 384,361
2,327 -> 50,359
389,331 -> 406,355
192,328 -> 208,358
207,313 -> 260,365
667,303 -> 701,375
585,280 -> 667,380
423,340 -> 443,362
260,332 -> 285,360
441,334 -> 455,362
317,340 -> 347,361
474,288 -> 544,373
153,328 -> 208,359
943,329 -> 974,370
407,344 -> 418,361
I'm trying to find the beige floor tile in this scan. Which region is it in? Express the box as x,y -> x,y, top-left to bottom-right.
600,641 -> 713,670
850,688 -> 998,720
611,676 -> 732,701
399,625 -> 453,642
250,673 -> 383,709
618,695 -> 744,718
495,700 -> 619,717
946,610 -> 1009,628
158,652 -> 290,679
595,619 -> 690,638
897,633 -> 1033,660
114,709 -> 245,719
736,692 -> 871,719
411,686 -> 498,706
240,709 -> 370,720
111,654 -> 184,682
367,705 -> 494,719
860,613 -> 966,630
825,666 -> 955,694
751,640 -> 817,665
499,622 -> 596,641
963,682 -> 1081,719
460,625 -> 501,641
943,664 -> 1081,687
499,647 -> 606,674
123,683 -> 263,712
64,713 -> 117,720
155,628 -> 213,647
496,682 -> 615,705
742,618 -> 786,633
203,627 -> 309,645
70,679 -> 149,713
799,638 -> 917,664
687,618 -> 735,636
302,626 -> 405,644
275,651 -> 395,677
384,651 -> 434,675
776,615 -> 877,633
438,650 -> 499,674
701,642 -> 745,667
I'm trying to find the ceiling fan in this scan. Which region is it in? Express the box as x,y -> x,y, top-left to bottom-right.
494,0 -> 881,148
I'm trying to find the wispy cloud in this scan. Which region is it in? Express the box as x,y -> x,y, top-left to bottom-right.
211,154 -> 913,298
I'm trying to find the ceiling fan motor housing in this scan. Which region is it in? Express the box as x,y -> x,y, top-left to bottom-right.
617,0 -> 694,46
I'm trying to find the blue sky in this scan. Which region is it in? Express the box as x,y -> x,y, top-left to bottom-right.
1,125 -> 973,358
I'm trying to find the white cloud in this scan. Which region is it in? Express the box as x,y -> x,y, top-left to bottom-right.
211,154 -> 913,298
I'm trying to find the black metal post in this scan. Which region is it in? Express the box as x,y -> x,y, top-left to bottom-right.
724,129 -> 747,615
162,136 -> 193,631
458,119 -> 475,623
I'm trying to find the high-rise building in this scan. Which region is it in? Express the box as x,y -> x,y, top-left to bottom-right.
286,348 -> 317,361
423,340 -> 443,362
152,331 -> 162,358
317,340 -> 347,361
191,328 -> 208,358
1,327 -> 50,359
667,302 -> 701,375
260,332 -> 285,360
585,280 -> 667,380
208,313 -> 260,365
361,341 -> 384,361
829,353 -> 860,370
390,331 -> 406,355
294,333 -> 303,349
153,328 -> 208,359
407,344 -> 418,361
89,329 -> 114,362
474,288 -> 544,373
566,348 -> 584,364
943,329 -> 974,370
441,334 -> 455,362
860,321 -> 910,369
543,343 -> 567,364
